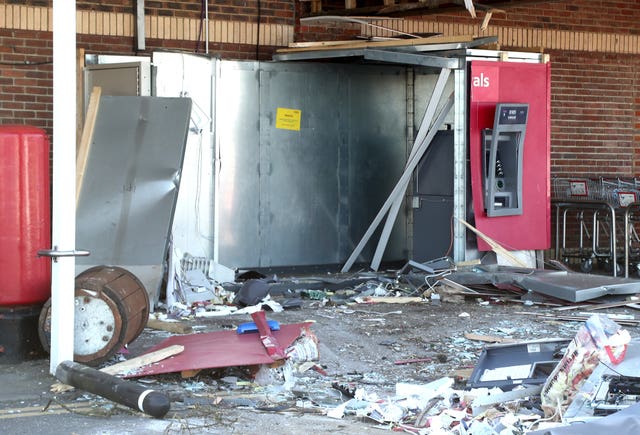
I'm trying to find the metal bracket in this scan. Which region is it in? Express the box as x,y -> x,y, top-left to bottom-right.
37,246 -> 91,262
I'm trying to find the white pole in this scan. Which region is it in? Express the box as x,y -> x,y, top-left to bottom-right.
50,0 -> 77,375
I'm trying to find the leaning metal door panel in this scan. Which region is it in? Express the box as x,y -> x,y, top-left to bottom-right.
216,61 -> 431,269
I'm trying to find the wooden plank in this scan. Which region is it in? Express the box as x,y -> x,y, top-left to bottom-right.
102,344 -> 185,376
554,299 -> 640,312
75,48 -> 84,152
464,333 -> 518,344
51,344 -> 184,392
277,34 -> 473,53
76,86 -> 101,207
146,318 -> 193,334
516,311 -> 640,327
359,296 -> 423,304
456,218 -> 528,268
289,39 -> 394,48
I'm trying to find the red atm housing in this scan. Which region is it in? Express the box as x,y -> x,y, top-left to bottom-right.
469,60 -> 551,251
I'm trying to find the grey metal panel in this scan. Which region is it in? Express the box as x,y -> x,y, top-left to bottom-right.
519,271 -> 640,303
415,130 -> 454,196
272,37 -> 498,63
153,52 -> 215,259
216,61 -> 262,267
258,63 -> 342,266
345,64 -> 408,263
76,96 -> 192,266
413,196 -> 454,262
216,61 -> 410,268
273,48 -> 378,62
453,68 -> 468,262
413,71 -> 455,133
363,49 -> 461,69
412,130 -> 454,262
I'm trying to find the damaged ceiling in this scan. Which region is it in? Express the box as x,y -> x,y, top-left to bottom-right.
303,0 -> 563,19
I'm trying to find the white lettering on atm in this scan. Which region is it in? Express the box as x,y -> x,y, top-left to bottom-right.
473,73 -> 490,88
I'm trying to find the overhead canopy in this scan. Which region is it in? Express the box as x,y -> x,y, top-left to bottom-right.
302,0 -> 561,18
273,35 -> 498,67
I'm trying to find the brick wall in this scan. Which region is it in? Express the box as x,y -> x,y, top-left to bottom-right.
334,0 -> 640,179
550,50 -> 638,178
0,1 -> 290,137
384,0 -> 640,34
0,29 -> 53,134
1,0 -> 639,211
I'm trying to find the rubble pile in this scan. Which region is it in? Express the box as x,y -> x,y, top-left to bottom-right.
40,256 -> 640,433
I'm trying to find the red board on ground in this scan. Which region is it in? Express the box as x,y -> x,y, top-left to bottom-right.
124,322 -> 313,378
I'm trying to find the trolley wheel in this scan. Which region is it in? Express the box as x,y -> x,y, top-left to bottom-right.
602,259 -> 622,275
580,258 -> 593,273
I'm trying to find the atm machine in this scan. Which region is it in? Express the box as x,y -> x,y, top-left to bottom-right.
468,60 -> 551,256
412,58 -> 548,263
482,103 -> 529,217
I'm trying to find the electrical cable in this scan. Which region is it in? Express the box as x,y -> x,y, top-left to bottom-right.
195,0 -> 206,53
256,0 -> 261,60
0,60 -> 52,66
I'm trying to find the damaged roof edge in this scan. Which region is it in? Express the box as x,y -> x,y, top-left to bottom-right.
273,36 -> 498,63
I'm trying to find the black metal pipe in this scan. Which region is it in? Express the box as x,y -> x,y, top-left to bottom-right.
55,360 -> 170,418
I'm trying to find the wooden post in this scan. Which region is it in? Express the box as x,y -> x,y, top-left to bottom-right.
76,48 -> 85,148
76,86 -> 101,206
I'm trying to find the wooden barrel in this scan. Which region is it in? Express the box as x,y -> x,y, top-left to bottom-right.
39,266 -> 150,366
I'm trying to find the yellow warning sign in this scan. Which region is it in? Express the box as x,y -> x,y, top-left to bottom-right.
275,107 -> 301,131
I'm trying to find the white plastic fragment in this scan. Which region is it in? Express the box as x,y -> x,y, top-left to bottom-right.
327,402 -> 347,419
396,377 -> 454,403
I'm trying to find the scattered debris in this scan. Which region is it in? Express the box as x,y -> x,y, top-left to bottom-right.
125,311 -> 318,378
233,279 -> 271,307
467,338 -> 569,390
541,314 -> 631,417
41,258 -> 640,433
51,344 -> 185,393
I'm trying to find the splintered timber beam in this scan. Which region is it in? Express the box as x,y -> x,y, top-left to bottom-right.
456,217 -> 528,268
56,360 -> 171,418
